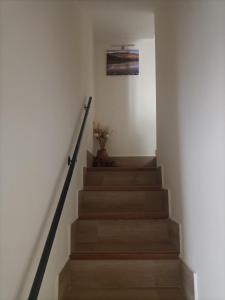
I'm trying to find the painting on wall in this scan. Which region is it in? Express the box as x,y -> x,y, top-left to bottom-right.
106,49 -> 139,75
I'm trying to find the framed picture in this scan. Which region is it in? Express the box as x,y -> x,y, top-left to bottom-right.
106,49 -> 139,76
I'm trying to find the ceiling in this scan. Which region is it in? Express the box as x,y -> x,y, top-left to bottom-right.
79,0 -> 154,41
9,0 -> 154,40
92,11 -> 154,40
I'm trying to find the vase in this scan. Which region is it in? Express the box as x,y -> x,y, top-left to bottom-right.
96,148 -> 108,161
93,148 -> 115,167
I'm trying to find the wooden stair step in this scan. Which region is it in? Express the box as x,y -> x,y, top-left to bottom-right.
63,260 -> 181,289
62,287 -> 186,300
71,240 -> 179,259
79,211 -> 168,219
84,185 -> 162,191
72,241 -> 178,253
109,156 -> 157,168
72,220 -> 176,246
86,167 -> 158,172
84,167 -> 162,186
70,252 -> 179,260
79,190 -> 168,219
71,241 -> 179,260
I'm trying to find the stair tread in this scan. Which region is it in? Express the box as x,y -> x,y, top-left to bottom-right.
60,260 -> 181,291
75,218 -> 171,225
86,167 -> 158,172
85,167 -> 162,187
72,219 -> 174,245
84,185 -> 162,191
63,288 -> 186,300
73,241 -> 178,252
79,190 -> 168,219
71,241 -> 179,259
80,189 -> 167,195
71,253 -> 178,260
79,211 -> 168,219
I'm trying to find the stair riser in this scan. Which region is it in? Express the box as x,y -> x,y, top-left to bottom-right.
68,260 -> 181,289
84,169 -> 162,186
110,156 -> 157,168
72,220 -> 171,245
71,253 -> 179,260
62,288 -> 185,300
79,190 -> 168,217
84,186 -> 162,191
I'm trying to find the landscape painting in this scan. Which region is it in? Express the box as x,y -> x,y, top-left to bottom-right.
106,49 -> 139,75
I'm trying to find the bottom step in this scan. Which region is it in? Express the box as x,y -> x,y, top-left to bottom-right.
62,288 -> 186,300
60,260 -> 181,289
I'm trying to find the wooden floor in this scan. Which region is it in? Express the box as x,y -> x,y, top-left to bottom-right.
59,156 -> 186,300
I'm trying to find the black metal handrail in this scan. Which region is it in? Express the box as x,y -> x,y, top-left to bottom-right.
28,96 -> 92,300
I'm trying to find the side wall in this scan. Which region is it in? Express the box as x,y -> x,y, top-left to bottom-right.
0,1 -> 94,300
155,1 -> 225,299
94,38 -> 156,156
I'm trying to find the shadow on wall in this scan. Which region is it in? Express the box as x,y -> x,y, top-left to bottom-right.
155,8 -> 184,231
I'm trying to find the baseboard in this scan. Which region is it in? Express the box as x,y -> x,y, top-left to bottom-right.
168,218 -> 197,300
181,260 -> 196,300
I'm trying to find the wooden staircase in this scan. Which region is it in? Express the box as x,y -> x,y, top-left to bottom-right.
59,156 -> 186,300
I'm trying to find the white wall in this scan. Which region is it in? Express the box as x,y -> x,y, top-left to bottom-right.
154,1 -> 225,299
94,38 -> 156,156
0,1 -> 94,300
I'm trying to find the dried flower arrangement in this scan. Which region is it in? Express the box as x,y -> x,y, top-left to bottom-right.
93,121 -> 111,150
93,121 -> 114,167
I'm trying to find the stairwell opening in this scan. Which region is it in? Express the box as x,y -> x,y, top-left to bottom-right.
58,5 -> 187,299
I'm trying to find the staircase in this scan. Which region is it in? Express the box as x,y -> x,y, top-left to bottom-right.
59,156 -> 186,300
